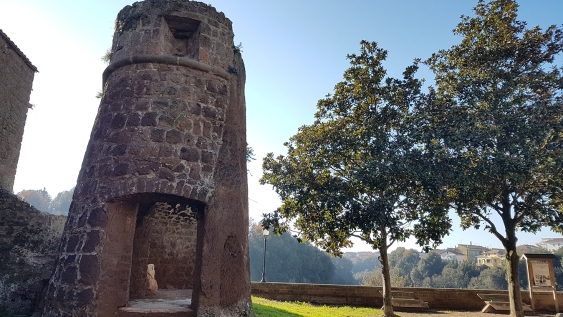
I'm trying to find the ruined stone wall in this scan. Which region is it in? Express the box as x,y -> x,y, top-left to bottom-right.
0,30 -> 37,192
0,189 -> 65,315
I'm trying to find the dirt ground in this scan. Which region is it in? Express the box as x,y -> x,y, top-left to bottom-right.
395,310 -> 560,317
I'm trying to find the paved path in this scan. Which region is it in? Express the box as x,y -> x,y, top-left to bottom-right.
395,310 -> 559,317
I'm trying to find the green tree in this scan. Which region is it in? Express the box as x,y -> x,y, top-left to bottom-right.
415,253 -> 446,280
388,248 -> 421,286
359,248 -> 423,288
49,187 -> 74,215
345,253 -> 381,275
426,264 -> 463,288
261,41 -> 450,316
247,146 -> 256,175
420,0 -> 563,315
248,223 -> 335,283
331,256 -> 359,285
17,188 -> 52,213
357,266 -> 409,288
246,146 -> 256,163
468,266 -> 509,290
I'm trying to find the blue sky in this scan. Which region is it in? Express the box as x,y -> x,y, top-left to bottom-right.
2,0 -> 562,251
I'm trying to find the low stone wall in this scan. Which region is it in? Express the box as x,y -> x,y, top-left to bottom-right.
0,189 -> 66,315
251,282 -> 563,312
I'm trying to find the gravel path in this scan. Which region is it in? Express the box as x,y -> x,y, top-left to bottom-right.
395,310 -> 559,317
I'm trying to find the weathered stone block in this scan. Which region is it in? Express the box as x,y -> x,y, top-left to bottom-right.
61,267 -> 78,284
82,231 -> 101,253
79,255 -> 99,286
141,112 -> 158,126
150,128 -> 166,142
87,207 -> 108,228
0,189 -> 65,315
166,129 -> 183,143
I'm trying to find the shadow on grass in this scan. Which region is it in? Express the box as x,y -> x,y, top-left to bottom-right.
395,310 -> 461,315
253,303 -> 303,317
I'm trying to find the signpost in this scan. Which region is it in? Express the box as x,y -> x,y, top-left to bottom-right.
521,253 -> 559,313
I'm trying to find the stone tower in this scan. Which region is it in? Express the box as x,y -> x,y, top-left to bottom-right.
0,30 -> 37,192
42,1 -> 251,316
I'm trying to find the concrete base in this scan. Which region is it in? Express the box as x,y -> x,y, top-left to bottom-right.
392,298 -> 429,309
481,301 -> 533,313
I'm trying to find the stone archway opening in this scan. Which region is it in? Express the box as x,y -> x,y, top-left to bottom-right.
116,194 -> 204,314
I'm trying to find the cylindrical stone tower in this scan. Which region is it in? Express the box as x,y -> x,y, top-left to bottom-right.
42,1 -> 251,316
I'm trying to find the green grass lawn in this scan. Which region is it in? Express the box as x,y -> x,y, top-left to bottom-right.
252,296 -> 383,317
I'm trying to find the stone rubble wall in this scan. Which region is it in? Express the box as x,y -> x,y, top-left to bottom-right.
0,30 -> 36,192
0,189 -> 65,315
129,202 -> 197,298
111,0 -> 234,71
73,62 -> 229,205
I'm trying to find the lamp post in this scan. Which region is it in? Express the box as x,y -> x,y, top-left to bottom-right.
260,228 -> 269,282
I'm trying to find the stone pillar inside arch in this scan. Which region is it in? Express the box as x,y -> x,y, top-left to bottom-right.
41,1 -> 251,316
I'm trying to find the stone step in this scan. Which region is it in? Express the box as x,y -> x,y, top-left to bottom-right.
118,289 -> 194,316
117,307 -> 196,317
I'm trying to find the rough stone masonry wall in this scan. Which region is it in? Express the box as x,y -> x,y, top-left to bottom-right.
0,189 -> 65,316
0,30 -> 37,192
129,202 -> 197,298
43,1 -> 251,316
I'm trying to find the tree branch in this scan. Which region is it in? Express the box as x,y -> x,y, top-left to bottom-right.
491,202 -> 503,215
476,210 -> 506,244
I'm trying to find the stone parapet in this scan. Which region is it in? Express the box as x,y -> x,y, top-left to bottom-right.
251,282 -> 563,313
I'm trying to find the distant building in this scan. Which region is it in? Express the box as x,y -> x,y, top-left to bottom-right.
476,248 -> 505,268
457,243 -> 489,262
432,248 -> 465,262
537,237 -> 563,252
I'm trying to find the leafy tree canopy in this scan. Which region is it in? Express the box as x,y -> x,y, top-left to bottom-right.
261,41 -> 450,255
424,0 -> 563,239
388,247 -> 421,281
420,0 -> 563,315
17,187 -> 74,215
260,40 -> 451,316
17,188 -> 51,213
248,222 -> 335,284
50,187 -> 74,215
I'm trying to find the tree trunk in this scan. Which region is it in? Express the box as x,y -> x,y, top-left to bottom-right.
505,227 -> 524,317
379,229 -> 395,317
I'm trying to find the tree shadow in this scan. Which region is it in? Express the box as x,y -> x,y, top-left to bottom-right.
253,303 -> 303,317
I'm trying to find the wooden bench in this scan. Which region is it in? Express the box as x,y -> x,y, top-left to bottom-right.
477,293 -> 533,313
380,291 -> 429,309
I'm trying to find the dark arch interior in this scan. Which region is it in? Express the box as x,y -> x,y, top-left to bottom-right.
114,193 -> 204,301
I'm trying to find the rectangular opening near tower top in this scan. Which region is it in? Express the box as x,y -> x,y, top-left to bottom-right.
164,15 -> 201,39
163,15 -> 201,58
